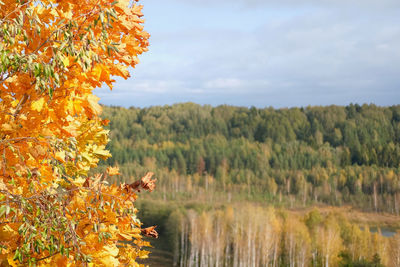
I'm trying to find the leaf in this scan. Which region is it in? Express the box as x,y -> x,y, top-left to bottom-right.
138,250 -> 150,259
140,172 -> 157,192
91,145 -> 111,159
31,97 -> 46,112
117,232 -> 132,241
101,119 -> 110,126
7,254 -> 19,267
123,173 -> 157,193
141,226 -> 158,239
62,56 -> 70,67
103,245 -> 119,257
55,151 -> 66,163
0,179 -> 7,191
106,166 -> 120,176
0,0 -> 151,265
1,123 -> 13,132
86,94 -> 102,116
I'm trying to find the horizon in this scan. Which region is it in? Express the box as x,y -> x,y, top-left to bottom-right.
101,101 -> 399,110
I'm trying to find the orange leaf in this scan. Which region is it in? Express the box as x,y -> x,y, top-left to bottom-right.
107,166 -> 120,176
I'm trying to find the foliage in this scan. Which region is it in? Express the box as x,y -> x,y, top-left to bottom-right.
102,103 -> 400,213
339,252 -> 385,267
137,200 -> 398,267
0,0 -> 155,265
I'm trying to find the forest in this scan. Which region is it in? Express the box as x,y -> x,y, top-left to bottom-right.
99,103 -> 400,266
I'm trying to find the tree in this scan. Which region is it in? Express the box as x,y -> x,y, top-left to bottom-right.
0,0 -> 155,265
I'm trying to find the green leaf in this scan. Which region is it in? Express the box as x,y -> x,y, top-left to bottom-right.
0,205 -> 6,217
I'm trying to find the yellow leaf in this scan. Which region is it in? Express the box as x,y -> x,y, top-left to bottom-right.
71,177 -> 86,187
62,56 -> 70,67
138,250 -> 150,259
86,94 -> 102,115
66,100 -> 74,113
64,10 -> 73,20
36,5 -> 45,15
1,123 -> 13,132
116,0 -> 130,8
92,145 -> 111,159
118,232 -> 132,241
103,245 -> 119,257
92,65 -> 103,80
91,245 -> 120,266
10,99 -> 18,108
55,151 -> 66,163
31,97 -> 46,112
0,179 -> 7,191
107,166 -> 120,176
7,255 -> 18,267
49,8 -> 58,17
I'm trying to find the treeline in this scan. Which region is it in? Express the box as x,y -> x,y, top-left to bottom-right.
137,201 -> 400,267
101,103 -> 400,212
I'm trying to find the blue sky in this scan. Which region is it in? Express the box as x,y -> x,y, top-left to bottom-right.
95,0 -> 400,108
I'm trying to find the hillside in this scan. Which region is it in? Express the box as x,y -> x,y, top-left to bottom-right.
101,103 -> 400,213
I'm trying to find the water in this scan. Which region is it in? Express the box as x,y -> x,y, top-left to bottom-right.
369,226 -> 397,237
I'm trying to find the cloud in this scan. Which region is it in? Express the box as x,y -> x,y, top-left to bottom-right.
97,0 -> 400,108
204,78 -> 244,89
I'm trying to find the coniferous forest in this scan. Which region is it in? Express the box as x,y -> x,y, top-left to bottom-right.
100,103 -> 400,266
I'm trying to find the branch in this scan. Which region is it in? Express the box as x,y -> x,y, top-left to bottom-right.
0,0 -> 33,24
22,251 -> 60,265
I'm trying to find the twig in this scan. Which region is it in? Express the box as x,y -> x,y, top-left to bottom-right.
0,0 -> 33,24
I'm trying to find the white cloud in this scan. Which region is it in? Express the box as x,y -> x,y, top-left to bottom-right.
129,80 -> 184,94
98,0 -> 400,107
204,78 -> 244,89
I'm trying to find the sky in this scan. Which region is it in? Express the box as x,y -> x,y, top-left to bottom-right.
95,0 -> 400,108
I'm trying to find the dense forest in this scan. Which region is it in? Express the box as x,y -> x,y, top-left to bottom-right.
101,103 -> 400,213
97,103 -> 400,266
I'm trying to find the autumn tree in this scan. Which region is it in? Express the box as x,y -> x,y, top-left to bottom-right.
0,0 -> 156,265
